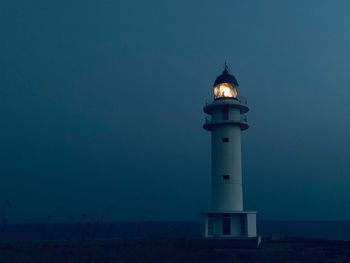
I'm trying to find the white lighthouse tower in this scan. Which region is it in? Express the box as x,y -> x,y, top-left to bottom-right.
201,66 -> 260,245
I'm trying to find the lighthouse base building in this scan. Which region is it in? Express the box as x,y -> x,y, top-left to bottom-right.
201,211 -> 257,238
200,68 -> 261,248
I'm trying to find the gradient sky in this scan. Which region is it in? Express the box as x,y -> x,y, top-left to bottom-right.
1,0 -> 350,223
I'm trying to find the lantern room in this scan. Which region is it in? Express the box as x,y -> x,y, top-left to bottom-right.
213,67 -> 239,100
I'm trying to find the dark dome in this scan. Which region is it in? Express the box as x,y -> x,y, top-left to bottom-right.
213,68 -> 239,87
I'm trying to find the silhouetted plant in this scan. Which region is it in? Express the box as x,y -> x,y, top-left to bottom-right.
76,203 -> 118,241
43,203 -> 118,242
0,200 -> 11,240
0,200 -> 11,224
46,205 -> 70,240
136,209 -> 156,237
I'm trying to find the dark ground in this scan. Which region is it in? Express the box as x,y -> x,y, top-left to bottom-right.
1,237 -> 350,263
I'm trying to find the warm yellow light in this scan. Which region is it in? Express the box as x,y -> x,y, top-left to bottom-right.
214,83 -> 237,99
222,86 -> 231,96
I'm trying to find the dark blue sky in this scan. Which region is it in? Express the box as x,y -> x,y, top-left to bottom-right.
1,0 -> 350,222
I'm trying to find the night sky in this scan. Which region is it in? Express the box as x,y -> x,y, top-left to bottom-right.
1,0 -> 350,223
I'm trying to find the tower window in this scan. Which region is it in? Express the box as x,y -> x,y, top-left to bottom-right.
222,175 -> 230,180
222,108 -> 229,120
222,138 -> 229,143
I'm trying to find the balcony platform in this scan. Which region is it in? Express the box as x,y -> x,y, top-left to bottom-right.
203,119 -> 249,131
204,97 -> 249,114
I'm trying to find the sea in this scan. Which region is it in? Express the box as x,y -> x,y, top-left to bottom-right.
1,221 -> 350,241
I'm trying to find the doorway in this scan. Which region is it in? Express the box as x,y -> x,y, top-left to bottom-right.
222,215 -> 231,235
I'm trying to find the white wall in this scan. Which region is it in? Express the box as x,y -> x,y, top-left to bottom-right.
247,213 -> 257,237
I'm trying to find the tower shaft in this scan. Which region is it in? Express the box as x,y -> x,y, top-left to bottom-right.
212,123 -> 243,211
204,101 -> 248,212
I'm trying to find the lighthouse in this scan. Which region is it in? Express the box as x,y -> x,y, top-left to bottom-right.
201,66 -> 260,245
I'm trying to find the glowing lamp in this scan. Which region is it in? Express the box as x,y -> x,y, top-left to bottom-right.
213,67 -> 239,100
214,83 -> 238,99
